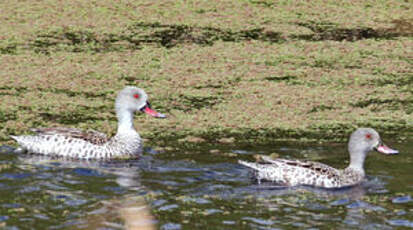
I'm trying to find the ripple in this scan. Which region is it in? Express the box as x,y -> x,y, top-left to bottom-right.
392,195 -> 412,204
144,147 -> 159,155
161,223 -> 182,230
72,168 -> 103,177
231,150 -> 253,155
387,219 -> 413,228
242,217 -> 275,225
346,200 -> 386,212
18,185 -> 41,193
396,210 -> 407,215
305,202 -> 328,211
180,197 -> 211,204
0,145 -> 15,154
159,204 -> 179,211
103,186 -> 126,194
203,209 -> 222,215
152,199 -> 167,207
330,198 -> 350,206
222,220 -> 236,225
0,172 -> 31,180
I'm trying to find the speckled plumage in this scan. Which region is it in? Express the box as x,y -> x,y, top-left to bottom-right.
239,157 -> 364,188
11,86 -> 165,160
239,128 -> 398,188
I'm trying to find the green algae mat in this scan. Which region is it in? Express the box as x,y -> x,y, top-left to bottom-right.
1,0 -> 412,144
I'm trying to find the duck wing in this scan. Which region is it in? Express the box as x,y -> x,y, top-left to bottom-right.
240,156 -> 341,187
261,156 -> 336,173
261,156 -> 339,177
30,127 -> 109,145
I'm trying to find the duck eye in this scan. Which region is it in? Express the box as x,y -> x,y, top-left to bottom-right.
365,133 -> 372,139
133,94 -> 140,99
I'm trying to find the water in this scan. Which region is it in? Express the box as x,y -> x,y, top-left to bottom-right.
0,140 -> 411,229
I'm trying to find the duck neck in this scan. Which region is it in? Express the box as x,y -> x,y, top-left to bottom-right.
347,149 -> 367,173
116,108 -> 137,134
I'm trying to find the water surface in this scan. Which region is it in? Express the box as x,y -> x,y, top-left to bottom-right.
0,140 -> 412,229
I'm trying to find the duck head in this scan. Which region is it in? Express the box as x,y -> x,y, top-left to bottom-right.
347,128 -> 398,170
115,86 -> 166,118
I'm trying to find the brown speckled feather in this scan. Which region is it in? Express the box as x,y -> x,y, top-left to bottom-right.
262,157 -> 341,182
239,156 -> 342,187
267,158 -> 339,176
30,127 -> 109,145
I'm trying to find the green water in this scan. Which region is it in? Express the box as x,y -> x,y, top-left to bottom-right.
0,140 -> 412,229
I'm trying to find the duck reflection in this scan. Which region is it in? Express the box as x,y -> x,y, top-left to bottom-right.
15,153 -> 157,230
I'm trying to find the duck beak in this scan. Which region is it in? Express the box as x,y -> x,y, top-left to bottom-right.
140,102 -> 166,118
374,141 -> 398,155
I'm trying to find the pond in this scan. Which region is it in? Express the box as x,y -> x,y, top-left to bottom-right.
0,139 -> 412,229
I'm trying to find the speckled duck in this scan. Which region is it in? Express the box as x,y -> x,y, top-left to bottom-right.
11,86 -> 165,159
239,128 -> 398,188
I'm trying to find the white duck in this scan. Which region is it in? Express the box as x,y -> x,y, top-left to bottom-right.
239,128 -> 398,188
11,86 -> 165,159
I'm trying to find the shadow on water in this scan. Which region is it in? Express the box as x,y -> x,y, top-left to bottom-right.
0,139 -> 412,229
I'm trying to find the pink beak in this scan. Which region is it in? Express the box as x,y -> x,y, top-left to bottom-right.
376,144 -> 398,155
142,104 -> 166,118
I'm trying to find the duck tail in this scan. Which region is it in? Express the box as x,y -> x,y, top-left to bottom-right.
260,156 -> 279,164
9,135 -> 28,154
10,135 -> 30,143
10,135 -> 19,142
238,160 -> 263,171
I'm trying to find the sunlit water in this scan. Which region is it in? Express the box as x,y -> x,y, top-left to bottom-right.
0,140 -> 412,229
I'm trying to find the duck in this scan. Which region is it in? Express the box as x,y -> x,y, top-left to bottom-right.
238,128 -> 398,188
11,86 -> 166,160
